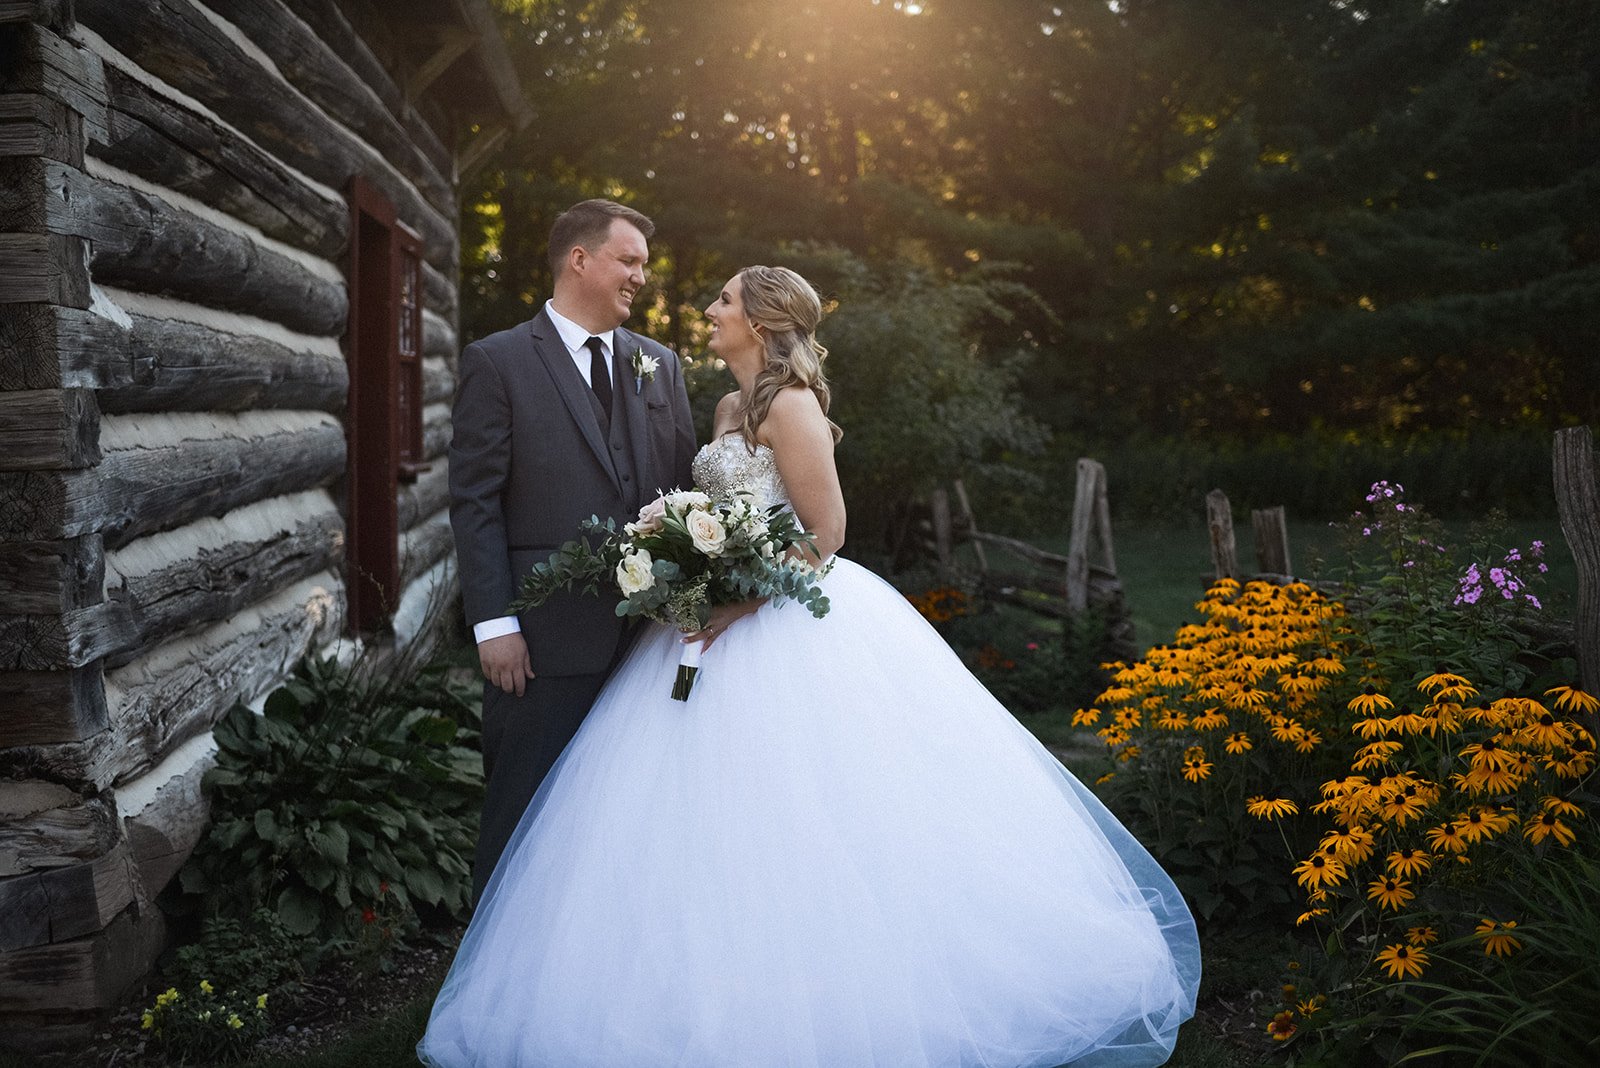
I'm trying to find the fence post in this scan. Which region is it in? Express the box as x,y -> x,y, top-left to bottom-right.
930,487 -> 954,569
1066,459 -> 1108,614
1553,426 -> 1600,698
952,479 -> 988,573
1206,489 -> 1239,581
1252,506 -> 1292,579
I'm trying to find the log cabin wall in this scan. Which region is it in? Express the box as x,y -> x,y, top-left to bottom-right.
0,0 -> 527,1046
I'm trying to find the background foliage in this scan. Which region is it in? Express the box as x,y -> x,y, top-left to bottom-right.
470,0 -> 1597,548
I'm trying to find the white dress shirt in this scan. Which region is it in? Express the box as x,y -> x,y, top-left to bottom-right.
472,302 -> 616,644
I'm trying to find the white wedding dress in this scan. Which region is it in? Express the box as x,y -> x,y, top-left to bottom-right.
417,437 -> 1200,1067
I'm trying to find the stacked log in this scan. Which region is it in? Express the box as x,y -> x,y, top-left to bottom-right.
0,0 -> 476,1044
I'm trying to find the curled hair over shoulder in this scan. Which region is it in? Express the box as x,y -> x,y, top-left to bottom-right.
735,265 -> 843,446
548,199 -> 655,279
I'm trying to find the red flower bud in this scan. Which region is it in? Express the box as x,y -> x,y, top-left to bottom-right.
362,907 -> 376,925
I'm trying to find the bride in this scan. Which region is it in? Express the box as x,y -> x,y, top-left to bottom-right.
417,266 -> 1200,1067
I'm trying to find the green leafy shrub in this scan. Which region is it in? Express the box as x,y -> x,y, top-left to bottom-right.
165,907 -> 308,998
179,655 -> 483,947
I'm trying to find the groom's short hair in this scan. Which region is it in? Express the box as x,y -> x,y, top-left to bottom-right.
549,200 -> 655,279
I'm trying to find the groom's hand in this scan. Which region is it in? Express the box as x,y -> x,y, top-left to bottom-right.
480,633 -> 535,696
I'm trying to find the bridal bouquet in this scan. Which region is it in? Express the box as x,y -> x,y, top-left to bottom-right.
511,490 -> 831,699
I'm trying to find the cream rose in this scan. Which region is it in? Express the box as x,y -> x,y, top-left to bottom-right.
616,550 -> 656,595
686,510 -> 728,556
664,489 -> 711,515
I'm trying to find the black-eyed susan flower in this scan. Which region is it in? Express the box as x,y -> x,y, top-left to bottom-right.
1294,728 -> 1324,754
1367,875 -> 1415,911
1294,852 -> 1348,891
1546,685 -> 1600,716
1352,740 -> 1404,771
1247,797 -> 1300,820
1297,995 -> 1327,1016
1405,925 -> 1438,946
1349,686 -> 1395,716
1070,707 -> 1102,727
1375,942 -> 1429,980
1181,753 -> 1213,782
1295,907 -> 1329,926
1519,708 -> 1572,750
1455,808 -> 1499,844
1418,671 -> 1474,698
1523,807 -> 1577,846
1224,731 -> 1253,754
1266,1010 -> 1297,1042
1426,822 -> 1469,854
1117,745 -> 1142,763
1095,772 -> 1115,785
1190,708 -> 1229,731
1475,919 -> 1523,958
1386,848 -> 1432,878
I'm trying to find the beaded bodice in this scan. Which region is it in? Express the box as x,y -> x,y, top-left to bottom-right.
691,435 -> 790,511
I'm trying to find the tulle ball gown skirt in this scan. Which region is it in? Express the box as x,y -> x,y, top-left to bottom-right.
418,558 -> 1200,1067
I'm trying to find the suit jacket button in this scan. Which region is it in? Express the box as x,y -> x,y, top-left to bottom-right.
613,442 -> 623,451
622,473 -> 632,482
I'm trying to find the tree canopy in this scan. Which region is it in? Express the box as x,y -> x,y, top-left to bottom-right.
468,0 -> 1597,451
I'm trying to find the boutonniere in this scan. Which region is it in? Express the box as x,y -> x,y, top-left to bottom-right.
630,347 -> 660,394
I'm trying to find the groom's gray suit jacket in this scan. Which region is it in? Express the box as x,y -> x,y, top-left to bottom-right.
449,307 -> 697,675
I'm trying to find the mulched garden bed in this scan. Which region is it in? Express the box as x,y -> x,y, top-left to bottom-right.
22,927 -> 463,1067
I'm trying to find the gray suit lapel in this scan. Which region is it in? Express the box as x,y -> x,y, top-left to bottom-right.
527,311 -> 620,495
613,329 -> 654,500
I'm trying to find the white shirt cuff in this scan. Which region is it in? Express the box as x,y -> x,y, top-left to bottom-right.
473,616 -> 522,643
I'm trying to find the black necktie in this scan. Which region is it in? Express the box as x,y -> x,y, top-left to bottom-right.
584,336 -> 613,416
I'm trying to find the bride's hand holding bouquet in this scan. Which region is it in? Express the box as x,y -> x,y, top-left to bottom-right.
511,489 -> 831,699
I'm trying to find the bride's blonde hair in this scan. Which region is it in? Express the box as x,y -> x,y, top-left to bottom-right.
735,265 -> 843,446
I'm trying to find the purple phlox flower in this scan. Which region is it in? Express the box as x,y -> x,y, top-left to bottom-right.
1531,540 -> 1545,556
1505,548 -> 1521,563
1538,562 -> 1549,573
1362,527 -> 1372,537
1395,503 -> 1408,512
1489,567 -> 1506,587
1403,560 -> 1415,569
1526,594 -> 1543,609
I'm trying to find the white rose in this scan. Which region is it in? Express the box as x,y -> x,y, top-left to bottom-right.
664,489 -> 711,514
686,510 -> 728,556
616,550 -> 656,595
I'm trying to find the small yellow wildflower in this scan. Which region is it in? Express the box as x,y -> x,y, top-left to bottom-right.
1386,848 -> 1432,877
1223,732 -> 1253,754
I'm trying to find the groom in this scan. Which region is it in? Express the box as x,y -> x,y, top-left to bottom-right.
449,199 -> 697,902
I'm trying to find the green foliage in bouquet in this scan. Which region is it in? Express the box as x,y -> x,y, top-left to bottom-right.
179,655 -> 483,947
512,490 -> 832,630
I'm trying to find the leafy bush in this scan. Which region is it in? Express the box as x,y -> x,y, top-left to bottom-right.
179,655 -> 483,948
164,907 -> 307,998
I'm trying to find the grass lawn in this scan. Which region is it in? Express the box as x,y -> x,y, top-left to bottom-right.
1059,516 -> 1577,652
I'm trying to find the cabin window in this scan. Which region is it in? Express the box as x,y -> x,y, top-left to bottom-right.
344,176 -> 425,631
